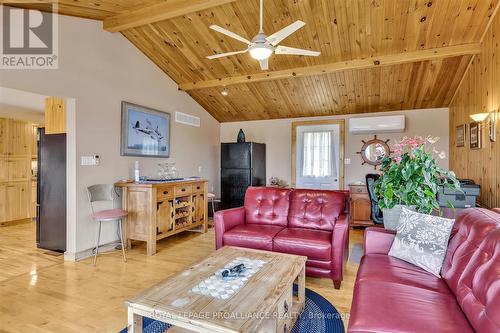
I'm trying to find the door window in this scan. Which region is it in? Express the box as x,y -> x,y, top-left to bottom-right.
301,131 -> 336,178
295,124 -> 340,190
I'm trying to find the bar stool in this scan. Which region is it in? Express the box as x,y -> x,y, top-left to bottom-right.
87,184 -> 128,266
207,192 -> 220,217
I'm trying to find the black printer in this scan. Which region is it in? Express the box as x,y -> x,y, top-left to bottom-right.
437,179 -> 480,208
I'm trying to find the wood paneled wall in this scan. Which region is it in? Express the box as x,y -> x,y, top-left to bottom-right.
449,12 -> 500,209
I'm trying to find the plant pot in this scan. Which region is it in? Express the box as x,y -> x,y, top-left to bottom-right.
382,205 -> 415,230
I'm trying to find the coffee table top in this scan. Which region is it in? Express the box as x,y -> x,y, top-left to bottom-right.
126,246 -> 307,333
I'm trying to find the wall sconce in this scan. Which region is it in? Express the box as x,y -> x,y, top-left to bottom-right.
470,110 -> 497,142
469,113 -> 490,122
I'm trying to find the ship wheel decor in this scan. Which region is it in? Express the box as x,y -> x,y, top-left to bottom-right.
356,135 -> 391,169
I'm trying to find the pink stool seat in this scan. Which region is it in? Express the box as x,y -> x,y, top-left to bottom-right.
208,192 -> 216,199
92,208 -> 128,221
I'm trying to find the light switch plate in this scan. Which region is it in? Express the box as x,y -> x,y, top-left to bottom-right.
344,158 -> 351,165
81,155 -> 100,166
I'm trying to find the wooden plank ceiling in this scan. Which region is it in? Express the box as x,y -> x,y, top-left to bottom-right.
11,0 -> 500,122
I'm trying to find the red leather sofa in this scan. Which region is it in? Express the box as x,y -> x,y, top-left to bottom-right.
348,208 -> 500,333
215,186 -> 349,289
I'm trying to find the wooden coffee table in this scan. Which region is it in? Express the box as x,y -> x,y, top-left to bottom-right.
125,246 -> 307,333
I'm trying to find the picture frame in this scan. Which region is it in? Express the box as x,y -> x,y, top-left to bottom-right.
456,124 -> 466,147
489,110 -> 497,142
120,101 -> 170,157
469,122 -> 481,150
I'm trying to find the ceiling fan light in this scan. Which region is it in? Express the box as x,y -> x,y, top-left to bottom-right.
249,45 -> 273,60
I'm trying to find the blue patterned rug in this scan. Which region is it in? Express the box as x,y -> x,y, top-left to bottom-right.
120,286 -> 344,333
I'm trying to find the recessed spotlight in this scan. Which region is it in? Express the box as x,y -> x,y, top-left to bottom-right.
221,88 -> 229,96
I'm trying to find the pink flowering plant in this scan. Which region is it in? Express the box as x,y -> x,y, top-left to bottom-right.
374,136 -> 460,214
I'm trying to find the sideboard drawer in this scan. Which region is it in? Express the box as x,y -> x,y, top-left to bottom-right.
350,185 -> 368,194
175,185 -> 192,196
192,182 -> 204,194
157,186 -> 174,201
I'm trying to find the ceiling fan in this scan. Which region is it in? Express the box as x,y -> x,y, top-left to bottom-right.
206,0 -> 320,70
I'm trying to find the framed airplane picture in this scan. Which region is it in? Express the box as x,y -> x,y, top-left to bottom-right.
121,101 -> 170,157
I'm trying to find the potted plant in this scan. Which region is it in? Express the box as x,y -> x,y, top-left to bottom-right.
374,136 -> 460,230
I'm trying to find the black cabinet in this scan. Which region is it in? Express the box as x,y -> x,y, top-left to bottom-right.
221,142 -> 266,209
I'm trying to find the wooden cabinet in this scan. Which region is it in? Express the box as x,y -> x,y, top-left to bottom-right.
5,182 -> 30,221
116,179 -> 208,256
0,118 -> 8,155
0,184 -> 7,221
31,181 -> 37,218
31,124 -> 38,158
0,157 -> 8,182
0,118 -> 34,223
192,192 -> 205,223
7,119 -> 30,156
7,158 -> 30,181
349,184 -> 374,228
45,97 -> 66,134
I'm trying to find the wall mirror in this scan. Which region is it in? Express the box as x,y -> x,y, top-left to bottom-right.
357,135 -> 391,169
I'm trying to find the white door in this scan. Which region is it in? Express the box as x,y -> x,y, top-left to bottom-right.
295,124 -> 341,190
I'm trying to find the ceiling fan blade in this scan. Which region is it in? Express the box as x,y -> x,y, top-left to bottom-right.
266,21 -> 306,46
206,49 -> 248,59
259,58 -> 269,70
275,45 -> 320,56
209,25 -> 252,45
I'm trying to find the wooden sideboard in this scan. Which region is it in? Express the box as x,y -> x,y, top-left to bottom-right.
115,179 -> 208,256
349,184 -> 374,228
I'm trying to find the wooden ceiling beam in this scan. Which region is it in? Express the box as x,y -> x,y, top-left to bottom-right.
179,43 -> 481,91
103,0 -> 237,33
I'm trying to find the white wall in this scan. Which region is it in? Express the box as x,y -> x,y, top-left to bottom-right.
220,108 -> 449,188
0,106 -> 45,124
0,14 -> 220,258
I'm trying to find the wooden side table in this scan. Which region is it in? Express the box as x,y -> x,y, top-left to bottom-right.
349,184 -> 374,228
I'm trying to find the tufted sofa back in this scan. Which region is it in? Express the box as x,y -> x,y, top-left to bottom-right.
441,208 -> 500,333
244,187 -> 291,226
287,189 -> 346,231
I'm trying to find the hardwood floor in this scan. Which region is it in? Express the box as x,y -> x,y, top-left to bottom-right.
0,222 -> 363,332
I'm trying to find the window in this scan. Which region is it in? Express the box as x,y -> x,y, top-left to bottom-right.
301,131 -> 336,178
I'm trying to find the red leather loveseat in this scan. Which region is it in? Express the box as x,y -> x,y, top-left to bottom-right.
348,208 -> 500,333
215,186 -> 349,289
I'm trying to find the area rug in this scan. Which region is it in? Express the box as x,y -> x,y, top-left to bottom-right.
119,286 -> 345,333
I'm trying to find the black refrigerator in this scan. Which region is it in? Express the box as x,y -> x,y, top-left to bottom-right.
37,128 -> 66,252
221,142 -> 266,209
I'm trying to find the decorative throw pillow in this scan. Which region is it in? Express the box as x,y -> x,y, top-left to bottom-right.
388,207 -> 455,277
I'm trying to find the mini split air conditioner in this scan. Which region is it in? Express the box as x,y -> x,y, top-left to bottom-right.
349,115 -> 405,134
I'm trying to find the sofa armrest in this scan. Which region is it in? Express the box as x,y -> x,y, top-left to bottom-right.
331,213 -> 349,282
363,227 -> 396,255
214,207 -> 245,249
